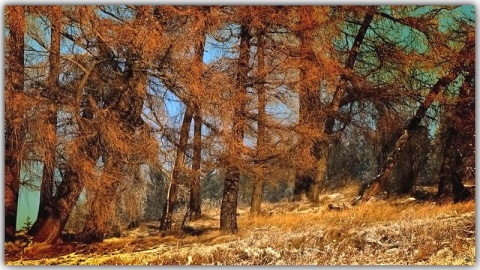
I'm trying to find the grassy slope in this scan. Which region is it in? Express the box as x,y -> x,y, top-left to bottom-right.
6,186 -> 475,265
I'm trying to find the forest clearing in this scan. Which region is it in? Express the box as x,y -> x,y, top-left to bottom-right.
6,184 -> 475,265
4,5 -> 475,266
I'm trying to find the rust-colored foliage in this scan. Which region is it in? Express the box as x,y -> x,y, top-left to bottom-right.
5,6 -> 474,247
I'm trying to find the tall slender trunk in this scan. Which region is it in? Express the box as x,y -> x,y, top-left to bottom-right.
251,29 -> 266,214
220,24 -> 251,233
5,6 -> 25,242
189,112 -> 202,220
29,7 -> 62,236
187,15 -> 207,221
358,35 -> 475,202
160,105 -> 194,231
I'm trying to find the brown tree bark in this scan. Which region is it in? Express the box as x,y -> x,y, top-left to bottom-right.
188,112 -> 202,220
160,105 -> 194,231
5,6 -> 25,242
29,6 -> 62,236
437,73 -> 473,203
186,13 -> 208,221
220,24 -> 251,233
32,62 -> 99,244
32,166 -> 84,243
250,29 -> 266,214
358,34 -> 475,203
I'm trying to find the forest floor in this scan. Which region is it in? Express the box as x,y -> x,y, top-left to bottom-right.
5,184 -> 475,265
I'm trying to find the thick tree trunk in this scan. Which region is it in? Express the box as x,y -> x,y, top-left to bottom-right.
32,62 -> 99,243
437,74 -> 473,203
358,36 -> 474,203
220,167 -> 240,233
32,168 -> 83,243
29,7 -> 62,236
160,105 -> 194,231
188,113 -> 202,220
220,24 -> 250,233
436,127 -> 470,203
5,6 -> 25,242
250,29 -> 266,214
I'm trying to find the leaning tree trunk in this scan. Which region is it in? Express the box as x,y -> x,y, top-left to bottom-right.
160,104 -> 193,231
294,7 -> 377,202
220,24 -> 251,233
32,167 -> 84,243
29,6 -> 62,236
357,35 -> 475,203
250,28 -> 267,214
5,6 -> 25,242
32,62 -> 99,244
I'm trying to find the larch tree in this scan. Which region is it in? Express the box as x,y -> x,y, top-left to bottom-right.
250,25 -> 267,214
28,6 -> 62,236
220,12 -> 252,233
359,28 -> 475,202
5,5 -> 26,242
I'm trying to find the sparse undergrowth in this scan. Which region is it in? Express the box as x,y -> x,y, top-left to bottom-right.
5,190 -> 475,265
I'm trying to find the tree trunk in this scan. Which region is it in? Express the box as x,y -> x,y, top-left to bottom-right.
5,6 -> 25,242
220,24 -> 251,233
160,104 -> 194,231
220,167 -> 240,233
188,112 -> 202,220
32,168 -> 83,243
358,35 -> 474,202
32,62 -> 99,244
29,6 -> 62,236
437,74 -> 473,203
187,15 -> 207,221
293,7 -> 322,202
250,29 -> 266,214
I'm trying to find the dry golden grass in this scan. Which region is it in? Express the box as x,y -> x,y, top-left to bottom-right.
6,188 -> 475,266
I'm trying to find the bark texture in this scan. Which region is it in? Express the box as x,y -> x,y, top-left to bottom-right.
220,24 -> 250,233
5,6 -> 25,242
160,105 -> 193,231
250,29 -> 266,214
